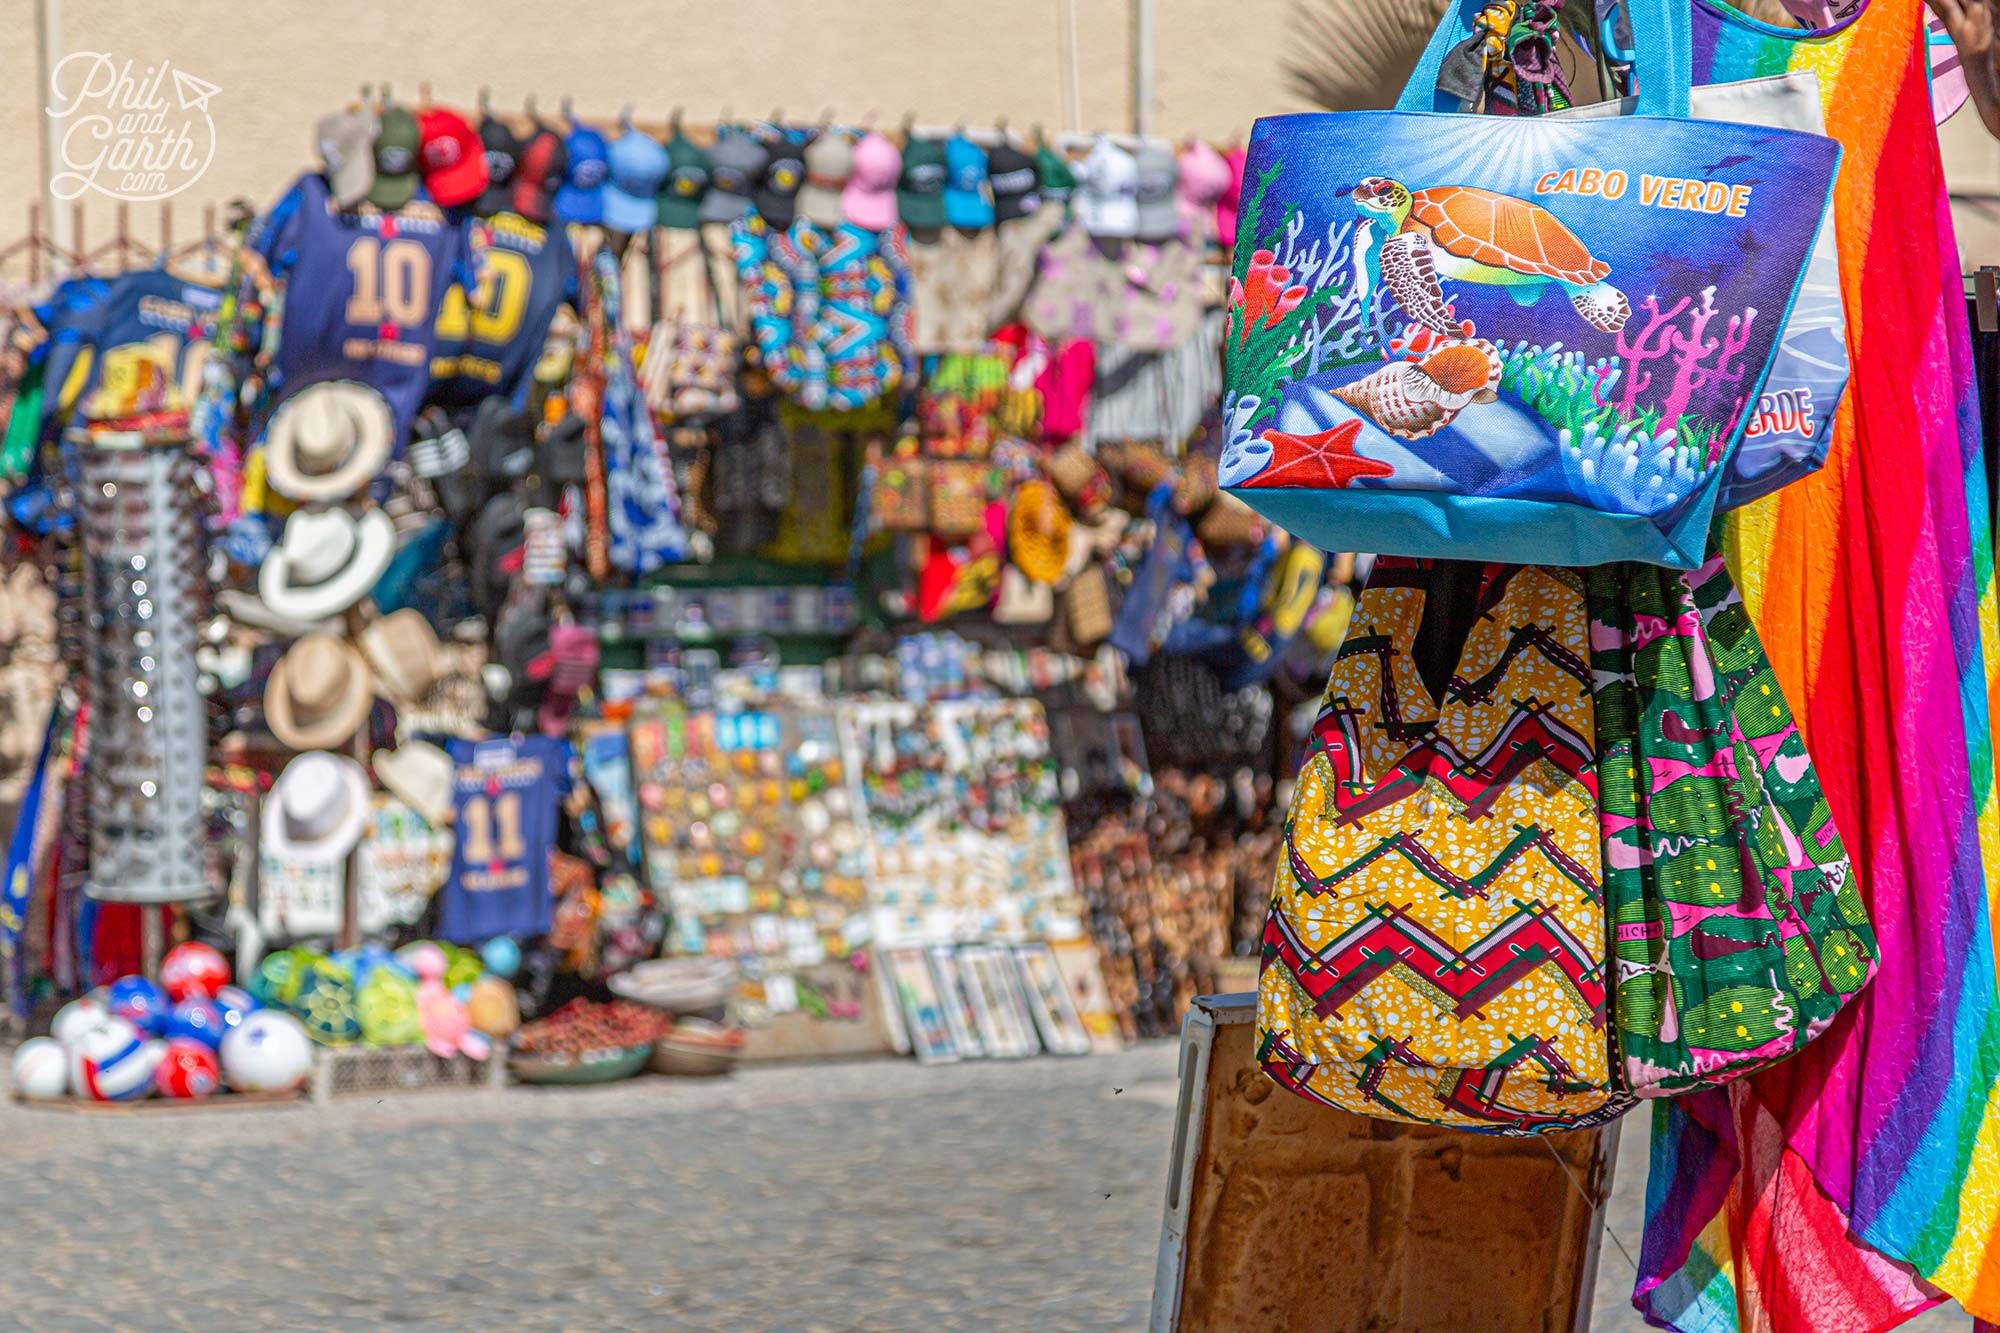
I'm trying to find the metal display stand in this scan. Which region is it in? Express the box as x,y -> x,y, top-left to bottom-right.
76,433 -> 209,913
1152,993 -> 1619,1333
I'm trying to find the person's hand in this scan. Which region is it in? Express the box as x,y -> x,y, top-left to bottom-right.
1932,0 -> 2000,140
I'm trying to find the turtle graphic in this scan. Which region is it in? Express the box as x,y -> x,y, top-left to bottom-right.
1353,177 -> 1631,335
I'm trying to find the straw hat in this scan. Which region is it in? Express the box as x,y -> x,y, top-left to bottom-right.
359,609 -> 445,704
373,740 -> 455,828
266,633 -> 374,751
262,751 -> 371,864
259,506 -> 396,622
265,382 -> 394,502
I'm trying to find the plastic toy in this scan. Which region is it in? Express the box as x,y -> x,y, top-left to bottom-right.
409,942 -> 491,1061
162,998 -> 228,1050
219,1010 -> 313,1093
160,941 -> 230,1002
11,1037 -> 67,1099
70,1017 -> 165,1101
154,1038 -> 222,1098
51,994 -> 109,1048
106,976 -> 171,1034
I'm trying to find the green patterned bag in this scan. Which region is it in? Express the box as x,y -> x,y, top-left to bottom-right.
1587,555 -> 1876,1095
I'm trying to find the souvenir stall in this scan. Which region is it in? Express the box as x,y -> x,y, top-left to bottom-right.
0,83 -> 1337,1103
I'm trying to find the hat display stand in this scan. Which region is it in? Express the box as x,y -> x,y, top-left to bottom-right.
76,426 -> 209,909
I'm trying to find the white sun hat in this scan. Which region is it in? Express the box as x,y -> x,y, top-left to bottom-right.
262,751 -> 372,864
259,505 -> 395,623
372,740 -> 455,828
264,381 -> 394,503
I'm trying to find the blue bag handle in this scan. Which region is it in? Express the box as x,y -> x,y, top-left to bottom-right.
1394,0 -> 1691,117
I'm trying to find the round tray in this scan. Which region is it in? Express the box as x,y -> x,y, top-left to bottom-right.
510,1043 -> 653,1086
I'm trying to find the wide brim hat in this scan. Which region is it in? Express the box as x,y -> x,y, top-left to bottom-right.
358,607 -> 445,704
262,751 -> 371,865
265,382 -> 394,503
259,505 -> 396,623
265,632 -> 374,751
373,740 -> 455,828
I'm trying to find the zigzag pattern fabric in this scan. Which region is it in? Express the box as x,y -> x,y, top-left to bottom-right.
1258,558 -> 1631,1133
1587,555 -> 1874,1096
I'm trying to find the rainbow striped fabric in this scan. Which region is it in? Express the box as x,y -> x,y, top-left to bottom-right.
1635,0 -> 2000,1328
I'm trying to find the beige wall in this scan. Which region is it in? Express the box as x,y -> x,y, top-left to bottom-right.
0,0 -> 1309,251
6,0 -> 2000,267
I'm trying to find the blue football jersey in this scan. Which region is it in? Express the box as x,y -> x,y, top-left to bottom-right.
437,734 -> 570,944
250,172 -> 468,447
429,210 -> 576,407
39,270 -> 222,433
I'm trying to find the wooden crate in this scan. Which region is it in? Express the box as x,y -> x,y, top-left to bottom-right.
309,1043 -> 507,1104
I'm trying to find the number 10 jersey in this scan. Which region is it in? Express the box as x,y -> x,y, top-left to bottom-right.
250,171 -> 469,449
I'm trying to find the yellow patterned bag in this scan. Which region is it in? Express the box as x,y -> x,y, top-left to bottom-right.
1257,558 -> 1632,1134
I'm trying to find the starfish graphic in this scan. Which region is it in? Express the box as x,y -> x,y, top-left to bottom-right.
1239,419 -> 1394,489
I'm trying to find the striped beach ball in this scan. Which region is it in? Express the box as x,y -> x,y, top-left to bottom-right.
69,1017 -> 165,1102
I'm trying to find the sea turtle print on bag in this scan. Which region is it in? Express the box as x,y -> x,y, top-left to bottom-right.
1586,555 -> 1874,1095
1257,558 -> 1633,1134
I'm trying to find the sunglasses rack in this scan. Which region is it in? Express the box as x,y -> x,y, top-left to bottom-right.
76,435 -> 209,904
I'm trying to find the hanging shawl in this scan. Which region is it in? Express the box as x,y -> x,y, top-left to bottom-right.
1631,0 -> 2000,1328
590,248 -> 685,574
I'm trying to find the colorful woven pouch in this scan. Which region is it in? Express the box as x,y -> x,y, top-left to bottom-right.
1257,558 -> 1631,1134
1586,554 -> 1875,1095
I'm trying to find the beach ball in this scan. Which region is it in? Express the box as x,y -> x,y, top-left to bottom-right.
162,998 -> 228,1050
480,936 -> 521,980
291,964 -> 362,1046
154,1038 -> 222,1099
220,1011 -> 312,1093
107,976 -> 171,1034
213,985 -> 258,1033
11,1037 -> 68,1099
51,994 -> 109,1049
466,976 -> 521,1038
160,942 -> 230,1002
69,1017 -> 165,1102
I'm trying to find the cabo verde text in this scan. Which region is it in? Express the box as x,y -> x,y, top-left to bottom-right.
1533,168 -> 1752,218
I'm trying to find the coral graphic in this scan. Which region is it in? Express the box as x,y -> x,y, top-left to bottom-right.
1605,287 -> 1757,460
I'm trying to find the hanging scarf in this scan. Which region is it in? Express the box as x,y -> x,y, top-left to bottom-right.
590,248 -> 685,574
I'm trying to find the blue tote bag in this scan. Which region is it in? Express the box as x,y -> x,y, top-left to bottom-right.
1218,0 -> 1842,567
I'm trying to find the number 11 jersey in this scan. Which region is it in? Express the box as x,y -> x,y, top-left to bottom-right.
250,172 -> 469,448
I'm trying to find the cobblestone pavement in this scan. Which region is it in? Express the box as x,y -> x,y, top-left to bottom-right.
0,1042 -> 1971,1331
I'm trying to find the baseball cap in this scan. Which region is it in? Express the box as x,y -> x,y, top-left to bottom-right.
1036,141 -> 1077,207
1132,142 -> 1181,242
1075,138 -> 1138,239
316,109 -> 376,209
1175,139 -> 1231,245
841,131 -> 901,232
898,137 -> 947,231
701,130 -> 766,224
754,134 -> 806,229
475,116 -> 521,216
656,130 -> 712,229
369,106 -> 421,210
943,136 -> 994,230
511,128 -> 566,224
554,123 -> 609,226
418,107 -> 489,209
796,132 -> 853,229
987,141 -> 1041,224
603,127 -> 669,234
